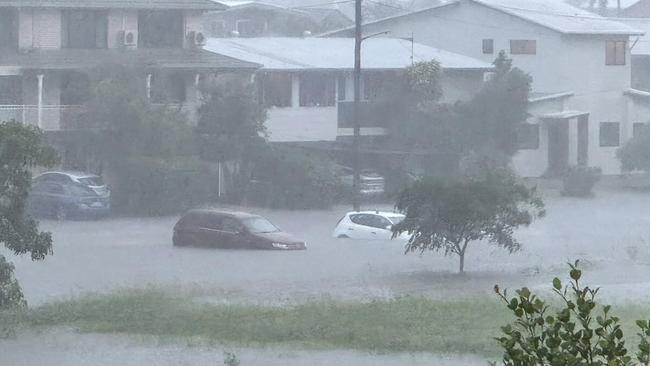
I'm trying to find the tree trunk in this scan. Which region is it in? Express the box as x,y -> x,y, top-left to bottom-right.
459,253 -> 465,273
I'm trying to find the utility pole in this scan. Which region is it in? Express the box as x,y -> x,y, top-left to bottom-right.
617,0 -> 621,17
352,0 -> 362,212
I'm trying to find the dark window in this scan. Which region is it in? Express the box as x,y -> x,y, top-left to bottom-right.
517,124 -> 540,150
634,122 -> 649,138
37,173 -> 72,184
363,74 -> 385,101
63,10 -> 108,49
0,8 -> 18,49
261,73 -> 292,107
510,40 -> 536,55
221,217 -> 243,233
236,19 -> 265,37
337,75 -> 347,101
482,39 -> 494,54
350,214 -> 372,227
197,214 -> 221,230
151,72 -> 187,104
61,72 -> 91,105
64,184 -> 94,196
599,122 -> 620,147
299,74 -> 335,107
0,76 -> 22,104
139,10 -> 184,48
35,182 -> 64,195
606,41 -> 626,65
367,215 -> 392,229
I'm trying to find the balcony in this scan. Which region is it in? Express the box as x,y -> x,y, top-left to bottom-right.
0,105 -> 87,130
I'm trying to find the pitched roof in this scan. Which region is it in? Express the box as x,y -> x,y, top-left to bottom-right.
618,18 -> 650,55
0,48 -> 260,70
204,37 -> 492,71
474,0 -> 643,35
0,0 -> 223,10
321,0 -> 643,36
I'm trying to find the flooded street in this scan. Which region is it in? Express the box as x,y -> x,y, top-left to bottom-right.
5,188 -> 650,307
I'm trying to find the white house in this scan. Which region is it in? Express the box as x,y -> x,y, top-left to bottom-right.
204,36 -> 492,142
325,0 -> 646,177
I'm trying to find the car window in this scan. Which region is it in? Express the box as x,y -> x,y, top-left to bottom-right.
78,176 -> 104,186
200,214 -> 222,230
368,215 -> 392,229
243,217 -> 279,233
34,182 -> 64,194
64,184 -> 95,196
222,217 -> 243,233
39,173 -> 70,184
350,214 -> 372,227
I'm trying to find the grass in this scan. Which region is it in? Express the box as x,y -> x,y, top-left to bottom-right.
16,288 -> 650,357
26,289 -> 511,356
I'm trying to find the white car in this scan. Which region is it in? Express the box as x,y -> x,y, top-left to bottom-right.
34,171 -> 110,197
332,211 -> 408,240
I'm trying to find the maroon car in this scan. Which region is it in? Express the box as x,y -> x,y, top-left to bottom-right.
173,209 -> 306,250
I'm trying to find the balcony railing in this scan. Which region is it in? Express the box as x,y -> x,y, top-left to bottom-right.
0,105 -> 87,130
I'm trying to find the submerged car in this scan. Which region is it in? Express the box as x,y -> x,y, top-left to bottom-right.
173,209 -> 307,250
29,173 -> 111,220
332,211 -> 407,240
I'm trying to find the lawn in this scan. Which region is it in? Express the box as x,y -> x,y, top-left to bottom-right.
14,288 -> 650,357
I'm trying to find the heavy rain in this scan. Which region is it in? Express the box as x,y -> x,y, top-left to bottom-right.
2,0 -> 650,365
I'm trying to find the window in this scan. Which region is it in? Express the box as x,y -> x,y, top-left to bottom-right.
350,214 -> 372,227
634,122 -> 649,138
517,124 -> 540,150
61,72 -> 91,105
367,215 -> 392,230
261,73 -> 292,108
0,76 -> 21,104
337,75 -> 347,101
606,41 -> 626,65
599,122 -> 620,147
34,182 -> 64,195
482,39 -> 494,54
363,74 -> 384,101
151,72 -> 187,104
0,8 -> 18,49
299,74 -> 335,107
138,10 -> 184,48
221,218 -> 243,233
210,21 -> 226,37
510,40 -> 536,55
63,10 -> 108,49
236,19 -> 265,37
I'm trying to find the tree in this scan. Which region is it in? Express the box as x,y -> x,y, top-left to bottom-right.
493,263 -> 650,366
392,171 -> 544,273
0,121 -> 58,309
617,129 -> 650,172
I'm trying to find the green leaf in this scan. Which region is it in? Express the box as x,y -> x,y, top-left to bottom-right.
570,269 -> 582,281
553,277 -> 562,290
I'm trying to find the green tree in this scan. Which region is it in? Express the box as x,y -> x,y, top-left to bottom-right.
0,121 -> 58,308
493,263 -> 650,366
392,171 -> 544,273
617,129 -> 650,172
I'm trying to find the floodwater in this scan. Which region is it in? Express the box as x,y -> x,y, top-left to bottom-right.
4,188 -> 650,365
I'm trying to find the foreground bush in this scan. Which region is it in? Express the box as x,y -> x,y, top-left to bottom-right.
493,262 -> 650,365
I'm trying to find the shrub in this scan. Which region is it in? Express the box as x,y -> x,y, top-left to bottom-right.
562,166 -> 601,197
493,262 -> 650,366
246,149 -> 341,209
110,157 -> 218,216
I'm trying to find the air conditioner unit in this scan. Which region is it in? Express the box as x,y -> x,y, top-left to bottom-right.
186,31 -> 206,47
118,30 -> 136,47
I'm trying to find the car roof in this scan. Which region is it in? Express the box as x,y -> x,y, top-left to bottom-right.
346,211 -> 404,217
184,209 -> 261,219
38,171 -> 100,179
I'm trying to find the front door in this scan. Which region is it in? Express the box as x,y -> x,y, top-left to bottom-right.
547,120 -> 569,177
577,115 -> 589,166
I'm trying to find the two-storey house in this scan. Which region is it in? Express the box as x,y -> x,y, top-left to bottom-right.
204,37 -> 492,143
325,0 -> 646,177
0,0 -> 258,132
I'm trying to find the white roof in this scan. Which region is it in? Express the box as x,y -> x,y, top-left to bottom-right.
618,18 -> 650,55
474,0 -> 644,35
324,0 -> 643,36
204,37 -> 492,70
346,211 -> 405,217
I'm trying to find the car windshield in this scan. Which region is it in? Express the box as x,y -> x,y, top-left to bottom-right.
243,217 -> 280,233
78,176 -> 104,186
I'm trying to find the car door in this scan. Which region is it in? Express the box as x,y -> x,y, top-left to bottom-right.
367,214 -> 393,240
197,214 -> 224,248
220,217 -> 245,248
348,214 -> 376,239
32,182 -> 66,215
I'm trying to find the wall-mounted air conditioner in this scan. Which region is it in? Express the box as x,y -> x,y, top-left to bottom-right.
187,31 -> 206,47
118,30 -> 136,47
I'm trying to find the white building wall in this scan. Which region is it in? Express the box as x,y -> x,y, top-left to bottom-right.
18,8 -> 62,50
107,10 -> 139,49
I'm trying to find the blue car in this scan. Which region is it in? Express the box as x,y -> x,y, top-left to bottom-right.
29,171 -> 111,220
